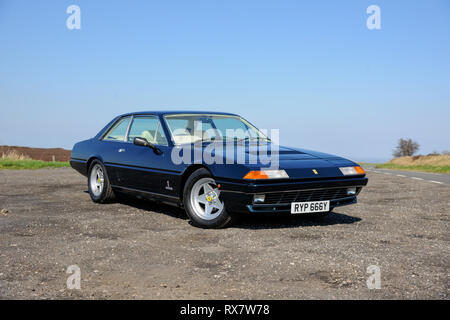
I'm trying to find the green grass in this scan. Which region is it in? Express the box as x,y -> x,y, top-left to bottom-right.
374,163 -> 450,174
0,159 -> 70,170
357,162 -> 379,166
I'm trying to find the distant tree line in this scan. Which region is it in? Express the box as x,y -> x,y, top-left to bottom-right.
393,138 -> 420,157
393,138 -> 449,158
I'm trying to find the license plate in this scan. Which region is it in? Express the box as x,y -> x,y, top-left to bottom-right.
291,200 -> 330,214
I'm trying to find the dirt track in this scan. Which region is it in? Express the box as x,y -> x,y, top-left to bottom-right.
0,168 -> 449,299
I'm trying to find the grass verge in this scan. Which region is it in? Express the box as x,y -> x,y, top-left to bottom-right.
372,155 -> 450,174
374,163 -> 450,174
357,162 -> 379,167
0,159 -> 70,170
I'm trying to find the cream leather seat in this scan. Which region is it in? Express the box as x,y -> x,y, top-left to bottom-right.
141,130 -> 155,143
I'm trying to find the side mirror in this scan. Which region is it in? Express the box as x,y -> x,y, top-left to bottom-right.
133,137 -> 163,155
133,137 -> 149,147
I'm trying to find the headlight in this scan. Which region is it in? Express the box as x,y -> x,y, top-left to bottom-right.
244,169 -> 289,179
339,166 -> 365,175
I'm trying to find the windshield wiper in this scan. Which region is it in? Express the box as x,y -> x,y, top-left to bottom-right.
201,137 -> 223,143
236,137 -> 270,142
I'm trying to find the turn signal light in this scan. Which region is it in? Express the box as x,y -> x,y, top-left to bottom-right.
244,171 -> 269,179
354,166 -> 365,174
243,169 -> 289,179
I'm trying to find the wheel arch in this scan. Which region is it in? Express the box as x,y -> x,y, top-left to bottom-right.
86,155 -> 104,175
179,164 -> 213,196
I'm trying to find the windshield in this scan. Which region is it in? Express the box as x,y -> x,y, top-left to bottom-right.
164,114 -> 270,145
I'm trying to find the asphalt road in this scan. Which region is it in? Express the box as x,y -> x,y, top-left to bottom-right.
0,168 -> 449,299
363,166 -> 450,185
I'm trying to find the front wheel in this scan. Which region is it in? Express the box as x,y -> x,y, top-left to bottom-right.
183,168 -> 234,228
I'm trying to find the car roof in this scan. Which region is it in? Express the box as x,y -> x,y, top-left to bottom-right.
119,110 -> 240,117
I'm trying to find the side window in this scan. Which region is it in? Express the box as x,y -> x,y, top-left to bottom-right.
127,116 -> 168,146
102,117 -> 131,142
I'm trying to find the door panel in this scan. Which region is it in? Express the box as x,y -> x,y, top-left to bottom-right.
115,115 -> 178,195
116,145 -> 178,195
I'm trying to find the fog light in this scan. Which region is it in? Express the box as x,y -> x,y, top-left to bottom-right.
254,194 -> 265,204
347,187 -> 357,195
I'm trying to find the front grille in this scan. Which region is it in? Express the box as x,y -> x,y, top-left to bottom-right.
263,187 -> 359,204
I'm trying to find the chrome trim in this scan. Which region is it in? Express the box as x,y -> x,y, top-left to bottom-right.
220,185 -> 365,194
104,162 -> 180,174
247,196 -> 357,213
111,185 -> 179,200
124,115 -> 134,142
162,113 -> 269,146
124,114 -> 169,146
99,115 -> 132,141
251,196 -> 357,207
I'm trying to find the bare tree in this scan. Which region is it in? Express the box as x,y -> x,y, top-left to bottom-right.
393,138 -> 420,157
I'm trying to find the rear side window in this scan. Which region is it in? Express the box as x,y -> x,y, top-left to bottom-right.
102,117 -> 131,142
127,116 -> 168,146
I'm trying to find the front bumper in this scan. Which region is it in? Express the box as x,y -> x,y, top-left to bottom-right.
217,175 -> 368,214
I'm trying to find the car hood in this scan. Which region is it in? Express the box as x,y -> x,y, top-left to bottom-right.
247,144 -> 357,179
196,142 -> 359,180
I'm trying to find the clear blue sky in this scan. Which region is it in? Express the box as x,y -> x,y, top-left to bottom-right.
1,0 -> 449,162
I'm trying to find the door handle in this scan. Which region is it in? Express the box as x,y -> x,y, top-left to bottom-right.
118,148 -> 125,153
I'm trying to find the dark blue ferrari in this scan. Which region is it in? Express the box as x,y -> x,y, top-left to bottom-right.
70,111 -> 368,228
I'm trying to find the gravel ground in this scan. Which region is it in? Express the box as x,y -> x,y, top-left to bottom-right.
0,168 -> 449,299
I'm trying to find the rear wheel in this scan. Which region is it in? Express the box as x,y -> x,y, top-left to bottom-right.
88,160 -> 115,203
183,168 -> 234,228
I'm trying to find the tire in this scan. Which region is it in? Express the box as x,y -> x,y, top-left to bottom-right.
88,160 -> 115,203
183,168 -> 234,228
